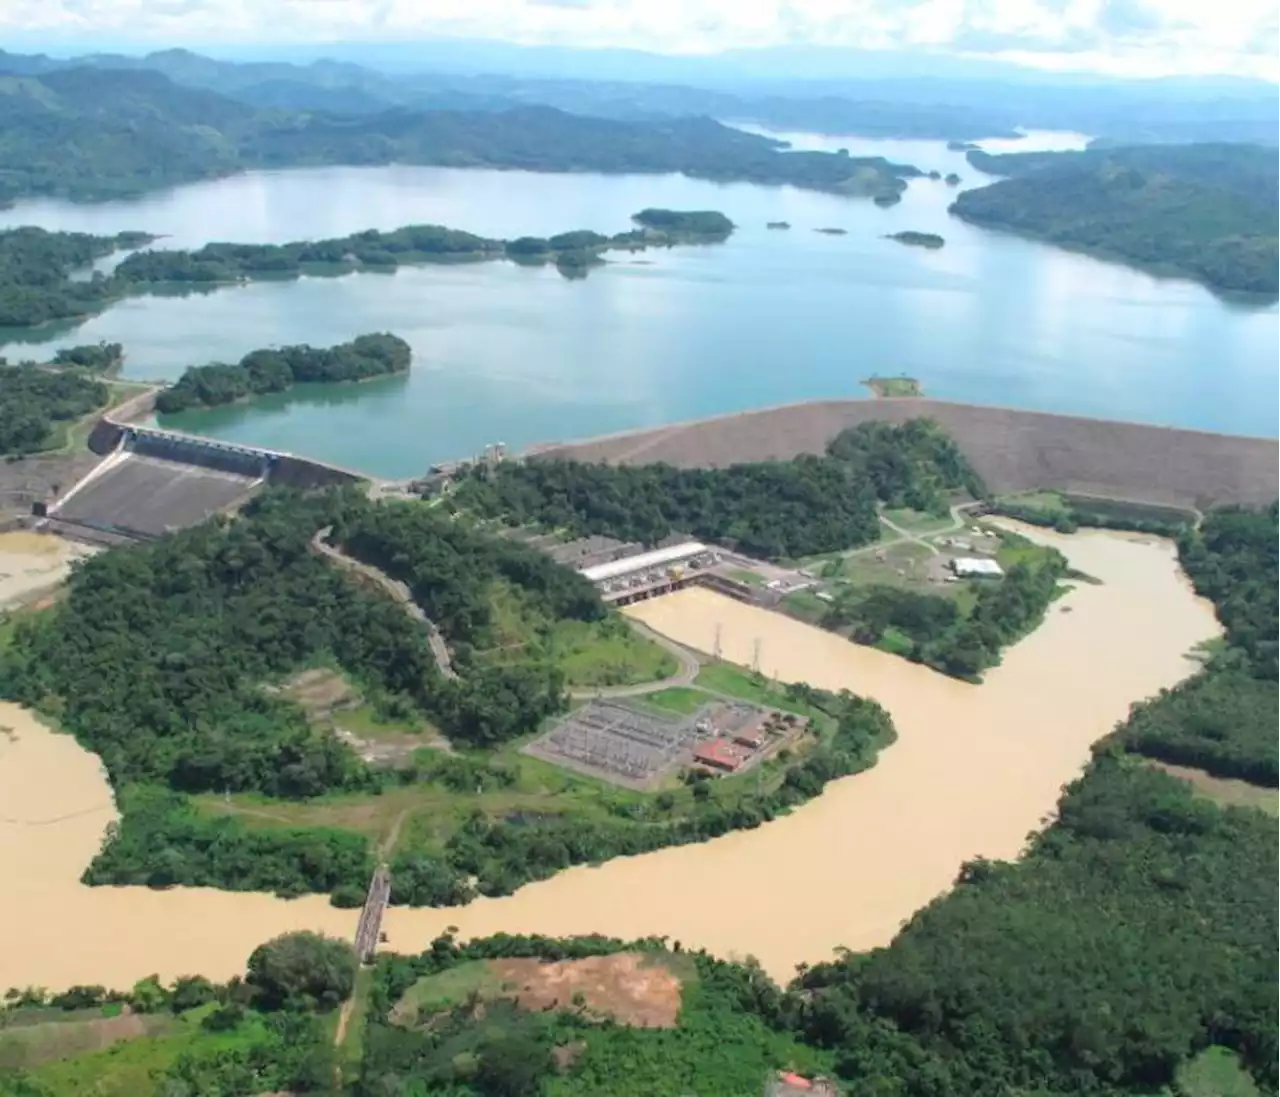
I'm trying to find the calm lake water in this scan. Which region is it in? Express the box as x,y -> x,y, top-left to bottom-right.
3,129 -> 1276,477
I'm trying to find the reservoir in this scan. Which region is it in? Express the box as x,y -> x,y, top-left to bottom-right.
2,131 -> 1277,476
0,525 -> 1220,989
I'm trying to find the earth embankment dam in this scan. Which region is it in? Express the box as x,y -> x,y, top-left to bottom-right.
534,398 -> 1279,509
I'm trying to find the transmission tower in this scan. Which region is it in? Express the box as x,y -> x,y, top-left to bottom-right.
752,638 -> 762,674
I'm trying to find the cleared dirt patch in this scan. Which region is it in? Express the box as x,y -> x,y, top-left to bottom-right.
392,952 -> 688,1030
490,953 -> 686,1028
0,1011 -> 153,1070
1148,761 -> 1278,815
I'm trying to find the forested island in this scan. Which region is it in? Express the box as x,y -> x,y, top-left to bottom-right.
0,364 -> 109,455
3,502 -> 1274,1097
952,143 -> 1279,296
0,212 -> 736,331
50,341 -> 123,372
154,334 -> 412,413
885,230 -> 945,249
0,66 -> 919,210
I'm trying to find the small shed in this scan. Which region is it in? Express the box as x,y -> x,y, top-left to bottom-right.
952,557 -> 1004,579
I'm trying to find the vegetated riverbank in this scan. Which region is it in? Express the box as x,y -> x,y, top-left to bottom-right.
0,211 -> 736,332
0,517 -> 1229,993
153,333 -> 412,414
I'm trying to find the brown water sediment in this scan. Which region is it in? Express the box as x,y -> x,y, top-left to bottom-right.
0,525 -> 1219,989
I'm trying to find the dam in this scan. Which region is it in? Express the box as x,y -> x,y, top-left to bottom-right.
34,389 -> 366,545
533,398 -> 1279,510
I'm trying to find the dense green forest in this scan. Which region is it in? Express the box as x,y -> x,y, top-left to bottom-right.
0,211 -> 734,329
452,419 -> 984,560
953,143 -> 1279,296
0,65 -> 918,210
0,226 -> 153,328
0,364 -> 108,455
154,333 -> 412,413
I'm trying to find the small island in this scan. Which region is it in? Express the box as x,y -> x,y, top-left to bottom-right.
766,221 -> 791,230
815,227 -> 848,235
927,170 -> 942,180
944,173 -> 962,186
873,192 -> 902,208
947,141 -> 980,152
631,208 -> 735,240
862,374 -> 923,398
154,333 -> 412,414
886,231 -> 946,250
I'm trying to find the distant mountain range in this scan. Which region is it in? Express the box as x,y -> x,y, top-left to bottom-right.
1,46 -> 1276,146
0,64 -> 920,209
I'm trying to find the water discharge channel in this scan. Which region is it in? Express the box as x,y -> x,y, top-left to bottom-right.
0,524 -> 1219,989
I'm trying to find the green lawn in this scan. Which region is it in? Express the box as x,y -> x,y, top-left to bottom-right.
14,1007 -> 257,1097
547,617 -> 678,689
641,687 -> 711,715
1175,1047 -> 1261,1097
390,961 -> 503,1026
881,507 -> 955,535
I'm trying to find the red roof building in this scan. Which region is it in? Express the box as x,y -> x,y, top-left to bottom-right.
693,738 -> 747,772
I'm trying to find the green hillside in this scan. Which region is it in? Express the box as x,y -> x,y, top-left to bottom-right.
952,143 -> 1278,296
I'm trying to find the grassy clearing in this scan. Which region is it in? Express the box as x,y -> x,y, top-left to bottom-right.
547,617 -> 678,689
881,507 -> 954,535
780,590 -> 828,623
1175,1046 -> 1261,1097
1146,761 -> 1278,816
641,687 -> 711,715
390,961 -> 502,1025
15,1007 -> 255,1097
996,490 -> 1070,515
694,663 -> 822,719
725,567 -> 767,587
0,1011 -> 168,1072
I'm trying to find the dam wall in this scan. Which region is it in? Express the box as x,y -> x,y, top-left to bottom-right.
534,399 -> 1279,510
88,390 -> 365,491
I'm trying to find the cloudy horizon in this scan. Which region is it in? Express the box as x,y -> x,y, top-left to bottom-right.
1,0 -> 1276,81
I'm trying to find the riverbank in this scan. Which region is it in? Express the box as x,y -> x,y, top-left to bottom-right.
0,523 -> 1219,988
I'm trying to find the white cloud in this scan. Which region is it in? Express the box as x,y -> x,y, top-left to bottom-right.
1,0 -> 1276,79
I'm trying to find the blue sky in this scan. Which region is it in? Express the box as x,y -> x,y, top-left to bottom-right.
2,0 -> 1277,79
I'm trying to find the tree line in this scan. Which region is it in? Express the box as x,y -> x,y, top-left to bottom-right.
0,210 -> 737,331
0,364 -> 108,455
451,418 -> 985,561
153,333 -> 412,413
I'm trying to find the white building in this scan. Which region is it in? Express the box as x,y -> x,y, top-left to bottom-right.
580,541 -> 710,585
952,557 -> 1004,579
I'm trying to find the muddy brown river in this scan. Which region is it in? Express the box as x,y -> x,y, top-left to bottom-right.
0,525 -> 1218,989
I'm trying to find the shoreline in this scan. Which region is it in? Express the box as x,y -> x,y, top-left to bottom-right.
0,523 -> 1221,989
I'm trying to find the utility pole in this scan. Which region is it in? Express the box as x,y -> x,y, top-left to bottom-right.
752,638 -> 762,675
713,622 -> 722,662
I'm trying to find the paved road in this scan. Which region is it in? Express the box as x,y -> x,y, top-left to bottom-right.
311,528 -> 458,680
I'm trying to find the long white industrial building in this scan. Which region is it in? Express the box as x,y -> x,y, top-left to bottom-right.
580,542 -> 710,584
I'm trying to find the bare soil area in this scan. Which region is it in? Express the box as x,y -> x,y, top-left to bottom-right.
488,952 -> 687,1028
